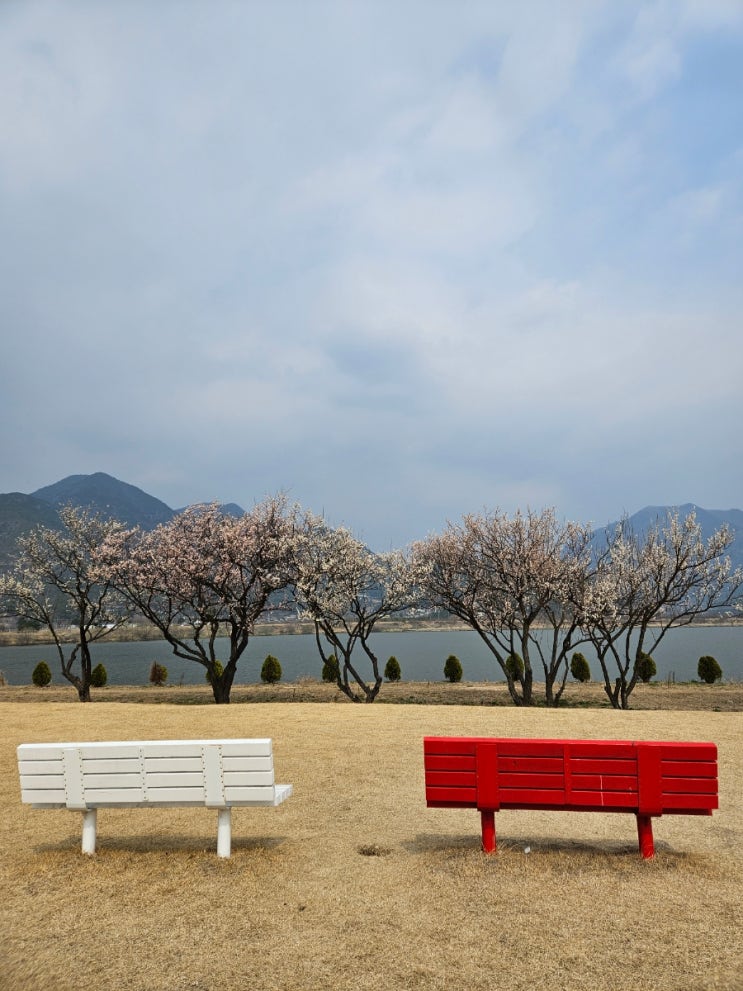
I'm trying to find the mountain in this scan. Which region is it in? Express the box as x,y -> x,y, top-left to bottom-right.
0,493 -> 63,570
593,504 -> 743,572
32,472 -> 174,530
0,473 -> 247,574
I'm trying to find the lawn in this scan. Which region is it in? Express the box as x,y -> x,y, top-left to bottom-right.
1,701 -> 741,991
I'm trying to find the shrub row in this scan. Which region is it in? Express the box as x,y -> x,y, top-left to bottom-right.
28,653 -> 726,687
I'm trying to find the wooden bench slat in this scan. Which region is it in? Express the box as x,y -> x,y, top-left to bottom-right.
18,760 -> 63,775
661,777 -> 718,795
662,760 -> 717,778
568,758 -> 637,775
425,770 -> 477,788
22,789 -> 66,805
498,756 -> 564,773
426,785 -> 478,805
499,788 -> 566,805
424,754 -> 477,772
571,774 -> 638,793
498,772 -> 565,790
19,773 -> 65,790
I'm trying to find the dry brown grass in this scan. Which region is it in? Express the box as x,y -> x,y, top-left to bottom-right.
1,702 -> 741,991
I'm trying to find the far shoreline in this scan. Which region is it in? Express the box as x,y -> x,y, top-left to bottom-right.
2,613 -> 742,649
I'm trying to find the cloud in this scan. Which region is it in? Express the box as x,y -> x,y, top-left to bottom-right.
1,2 -> 742,547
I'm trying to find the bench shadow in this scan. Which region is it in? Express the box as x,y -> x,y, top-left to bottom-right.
403,833 -> 679,858
34,834 -> 289,856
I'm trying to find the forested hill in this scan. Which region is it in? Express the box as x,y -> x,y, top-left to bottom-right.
0,472 -> 244,570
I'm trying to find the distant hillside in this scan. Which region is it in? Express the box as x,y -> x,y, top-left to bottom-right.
0,493 -> 63,570
0,473 -> 247,574
32,472 -> 174,530
593,504 -> 743,572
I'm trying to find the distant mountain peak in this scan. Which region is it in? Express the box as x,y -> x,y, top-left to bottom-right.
31,472 -> 174,530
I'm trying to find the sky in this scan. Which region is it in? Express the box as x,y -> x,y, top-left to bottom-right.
1,1 -> 742,550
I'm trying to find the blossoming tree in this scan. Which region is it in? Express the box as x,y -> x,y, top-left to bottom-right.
0,506 -> 131,701
582,510 -> 742,709
105,497 -> 296,703
292,513 -> 421,702
415,508 -> 593,706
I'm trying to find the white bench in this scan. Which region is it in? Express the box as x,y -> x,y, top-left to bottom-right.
17,738 -> 292,857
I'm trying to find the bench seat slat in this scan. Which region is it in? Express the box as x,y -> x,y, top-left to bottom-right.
221,756 -> 274,772
426,785 -> 478,805
223,771 -> 274,787
22,789 -> 66,805
223,786 -> 280,804
84,788 -> 146,803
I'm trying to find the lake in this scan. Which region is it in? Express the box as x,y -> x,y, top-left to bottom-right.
1,626 -> 741,687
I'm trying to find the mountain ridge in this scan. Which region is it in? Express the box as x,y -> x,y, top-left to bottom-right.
1,473 -> 741,571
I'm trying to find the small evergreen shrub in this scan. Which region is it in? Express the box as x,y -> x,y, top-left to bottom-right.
384,656 -> 401,682
570,651 -> 591,682
698,655 -> 722,684
636,652 -> 656,683
205,660 -> 224,684
261,654 -> 282,684
322,654 -> 339,683
505,652 -> 524,680
444,654 -> 462,683
149,661 -> 168,686
32,661 -> 52,687
90,663 -> 108,688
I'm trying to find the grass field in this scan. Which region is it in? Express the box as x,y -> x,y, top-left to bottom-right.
1,701 -> 741,991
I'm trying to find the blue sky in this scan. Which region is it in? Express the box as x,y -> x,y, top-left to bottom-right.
1,1 -> 742,549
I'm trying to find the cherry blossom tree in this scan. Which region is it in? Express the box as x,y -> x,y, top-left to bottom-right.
581,510 -> 743,709
104,497 -> 296,703
0,506 -> 131,701
415,508 -> 593,706
292,514 -> 421,702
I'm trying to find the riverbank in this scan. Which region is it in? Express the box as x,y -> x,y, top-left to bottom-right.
2,679 -> 741,710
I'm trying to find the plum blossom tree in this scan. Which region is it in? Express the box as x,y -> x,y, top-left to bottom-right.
415,508 -> 593,706
581,510 -> 742,709
104,497 -> 296,703
292,514 -> 421,703
0,506 -> 131,701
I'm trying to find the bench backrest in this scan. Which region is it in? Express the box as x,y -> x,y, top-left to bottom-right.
18,739 -> 277,810
424,737 -> 718,816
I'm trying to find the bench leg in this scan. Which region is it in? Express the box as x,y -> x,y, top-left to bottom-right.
81,809 -> 97,855
217,808 -> 231,858
636,814 -> 655,859
480,809 -> 496,854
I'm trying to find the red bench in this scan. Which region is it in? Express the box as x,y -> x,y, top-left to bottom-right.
424,737 -> 718,858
